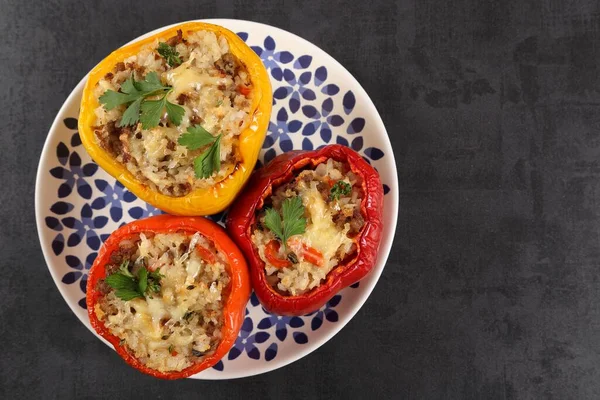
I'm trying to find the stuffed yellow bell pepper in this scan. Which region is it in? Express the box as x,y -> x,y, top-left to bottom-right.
78,22 -> 272,215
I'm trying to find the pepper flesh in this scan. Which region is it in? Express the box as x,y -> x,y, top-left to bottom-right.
86,215 -> 251,379
78,22 -> 272,216
226,145 -> 384,316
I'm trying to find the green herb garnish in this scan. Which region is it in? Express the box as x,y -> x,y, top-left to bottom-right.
330,181 -> 352,200
157,42 -> 182,67
104,260 -> 163,301
99,72 -> 184,129
178,125 -> 222,178
264,197 -> 306,249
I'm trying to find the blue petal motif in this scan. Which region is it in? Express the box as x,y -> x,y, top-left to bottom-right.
328,115 -> 344,127
248,347 -> 260,360
294,55 -> 312,69
343,91 -> 356,114
264,149 -> 277,164
264,36 -> 276,51
320,125 -> 332,143
45,217 -> 62,231
336,136 -> 349,146
66,255 -> 82,270
251,46 -> 263,56
255,332 -> 270,344
321,84 -> 340,95
302,105 -> 319,119
77,181 -> 92,199
52,234 -> 64,255
128,207 -> 144,219
262,135 -> 275,149
314,66 -> 327,86
302,121 -> 318,136
271,67 -> 283,81
58,183 -> 72,198
212,360 -> 224,371
301,88 -> 316,100
289,317 -> 304,328
236,32 -> 248,41
293,332 -> 308,344
288,120 -> 302,133
274,87 -> 291,100
265,343 -> 278,361
258,317 -> 273,329
364,147 -> 385,160
64,118 -> 78,129
325,310 -> 339,322
280,139 -> 293,152
329,295 -> 342,307
50,201 -> 73,215
351,137 -> 363,151
62,271 -> 82,284
250,292 -> 260,307
78,298 -> 86,309
322,98 -> 333,116
277,51 -> 293,63
71,133 -> 82,147
57,142 -> 69,165
228,347 -> 242,360
69,152 -> 81,167
302,138 -> 313,150
276,327 -> 287,341
383,184 -> 390,195
50,166 -> 67,179
347,118 -> 365,134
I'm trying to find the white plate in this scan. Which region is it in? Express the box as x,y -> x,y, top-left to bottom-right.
35,19 -> 398,379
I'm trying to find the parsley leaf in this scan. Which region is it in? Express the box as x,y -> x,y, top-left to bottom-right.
139,90 -> 184,129
139,96 -> 166,129
119,97 -> 143,127
157,42 -> 182,67
165,100 -> 185,126
193,134 -> 222,178
137,267 -> 148,294
105,273 -> 137,291
104,261 -> 163,301
99,90 -> 134,110
99,72 -> 183,129
329,181 -> 352,200
264,197 -> 306,248
178,125 -> 216,150
264,208 -> 284,241
177,125 -> 222,179
134,72 -> 165,92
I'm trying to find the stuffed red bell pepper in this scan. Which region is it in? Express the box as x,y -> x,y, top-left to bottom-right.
226,144 -> 384,315
86,215 -> 250,379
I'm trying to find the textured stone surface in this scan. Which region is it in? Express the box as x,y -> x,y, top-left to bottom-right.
3,0 -> 600,398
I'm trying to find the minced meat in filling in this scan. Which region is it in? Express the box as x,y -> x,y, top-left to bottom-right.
94,232 -> 230,373
92,29 -> 252,197
251,159 -> 365,296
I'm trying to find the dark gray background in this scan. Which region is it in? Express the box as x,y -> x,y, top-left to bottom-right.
3,0 -> 600,398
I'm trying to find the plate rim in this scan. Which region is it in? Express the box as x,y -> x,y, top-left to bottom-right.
34,18 -> 399,380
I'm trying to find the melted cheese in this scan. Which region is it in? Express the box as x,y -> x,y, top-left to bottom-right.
302,185 -> 353,262
166,60 -> 228,99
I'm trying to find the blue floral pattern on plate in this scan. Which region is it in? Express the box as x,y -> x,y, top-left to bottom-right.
37,22 -> 395,379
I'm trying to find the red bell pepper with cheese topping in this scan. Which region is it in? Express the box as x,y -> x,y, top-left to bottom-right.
226,145 -> 384,315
